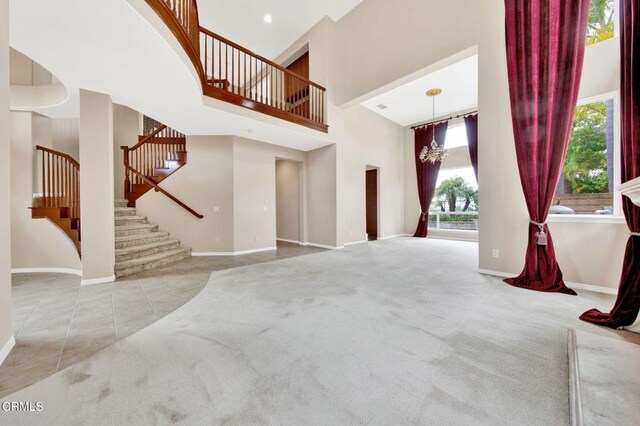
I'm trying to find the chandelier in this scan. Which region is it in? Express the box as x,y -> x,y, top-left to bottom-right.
419,88 -> 448,164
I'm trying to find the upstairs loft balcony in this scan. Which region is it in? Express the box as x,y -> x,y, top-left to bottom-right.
147,0 -> 328,133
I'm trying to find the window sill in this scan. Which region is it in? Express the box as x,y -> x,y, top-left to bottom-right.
547,214 -> 626,225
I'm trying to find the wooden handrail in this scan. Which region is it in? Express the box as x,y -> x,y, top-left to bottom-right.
149,0 -> 205,84
36,145 -> 79,169
128,124 -> 184,151
124,164 -> 203,219
199,27 -> 326,91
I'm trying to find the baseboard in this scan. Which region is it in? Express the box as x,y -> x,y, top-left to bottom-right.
379,234 -> 412,240
344,239 -> 368,247
478,269 -> 618,295
0,335 -> 16,367
568,330 -> 584,426
192,247 -> 277,257
427,234 -> 478,243
11,268 -> 82,276
478,269 -> 514,279
276,238 -> 301,245
81,275 -> 116,286
568,283 -> 617,295
300,242 -> 345,250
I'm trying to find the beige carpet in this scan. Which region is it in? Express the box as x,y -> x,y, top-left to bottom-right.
1,238 -> 636,425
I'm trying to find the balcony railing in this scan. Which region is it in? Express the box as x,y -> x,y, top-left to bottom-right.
428,211 -> 479,231
146,0 -> 328,132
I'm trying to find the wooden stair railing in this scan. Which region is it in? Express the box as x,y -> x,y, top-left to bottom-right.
32,145 -> 81,255
121,122 -> 203,219
145,0 -> 328,133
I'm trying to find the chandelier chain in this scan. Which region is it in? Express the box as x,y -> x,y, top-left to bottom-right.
419,89 -> 448,164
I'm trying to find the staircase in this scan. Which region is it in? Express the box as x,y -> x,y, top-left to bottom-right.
31,205 -> 81,254
31,145 -> 81,255
114,199 -> 191,277
122,121 -> 187,208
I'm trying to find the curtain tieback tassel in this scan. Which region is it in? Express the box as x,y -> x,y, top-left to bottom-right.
421,212 -> 427,222
530,219 -> 547,246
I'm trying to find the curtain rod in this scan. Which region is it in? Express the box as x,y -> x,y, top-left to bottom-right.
411,110 -> 478,130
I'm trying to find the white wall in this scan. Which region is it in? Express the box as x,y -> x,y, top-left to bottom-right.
79,90 -> 115,283
333,0 -> 481,107
233,137 -> 306,252
307,144 -> 338,247
9,48 -> 31,85
113,104 -> 139,200
0,0 -> 14,361
51,118 -> 79,160
276,160 -> 301,242
10,111 -> 81,271
136,136 -> 308,254
136,136 -> 235,253
338,105 -> 404,244
274,14 -> 406,248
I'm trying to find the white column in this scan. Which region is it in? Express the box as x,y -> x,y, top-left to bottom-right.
79,90 -> 115,285
0,0 -> 15,364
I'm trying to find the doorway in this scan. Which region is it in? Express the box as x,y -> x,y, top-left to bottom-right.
276,159 -> 302,244
366,168 -> 378,241
285,52 -> 310,119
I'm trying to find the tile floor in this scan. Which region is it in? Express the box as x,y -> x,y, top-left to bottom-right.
0,242 -> 324,397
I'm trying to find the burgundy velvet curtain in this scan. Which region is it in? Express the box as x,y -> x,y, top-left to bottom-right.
464,114 -> 479,182
503,0 -> 590,295
413,122 -> 449,238
580,0 -> 640,328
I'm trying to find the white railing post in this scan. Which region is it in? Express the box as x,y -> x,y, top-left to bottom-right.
436,212 -> 441,229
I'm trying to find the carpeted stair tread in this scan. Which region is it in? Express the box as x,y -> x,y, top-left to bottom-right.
116,247 -> 191,271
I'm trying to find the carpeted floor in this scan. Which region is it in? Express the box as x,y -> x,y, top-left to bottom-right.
0,241 -> 324,398
0,238 -> 637,425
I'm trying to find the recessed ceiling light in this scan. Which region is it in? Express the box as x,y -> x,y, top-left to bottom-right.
264,14 -> 272,23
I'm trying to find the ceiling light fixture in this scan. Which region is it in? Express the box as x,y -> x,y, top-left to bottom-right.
264,14 -> 273,23
419,88 -> 448,164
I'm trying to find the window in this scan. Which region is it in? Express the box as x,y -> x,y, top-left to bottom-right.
553,98 -> 615,215
443,124 -> 468,149
587,0 -> 615,45
429,167 -> 478,231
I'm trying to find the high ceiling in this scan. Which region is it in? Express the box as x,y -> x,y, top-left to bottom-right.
361,55 -> 478,127
197,0 -> 364,59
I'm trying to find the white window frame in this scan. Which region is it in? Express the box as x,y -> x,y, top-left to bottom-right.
548,91 -> 625,224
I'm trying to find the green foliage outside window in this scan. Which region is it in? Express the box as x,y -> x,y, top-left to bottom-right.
587,0 -> 614,45
433,177 -> 478,213
564,102 -> 609,194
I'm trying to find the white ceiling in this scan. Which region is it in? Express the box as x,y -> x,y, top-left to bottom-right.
197,0 -> 364,59
361,55 -> 478,127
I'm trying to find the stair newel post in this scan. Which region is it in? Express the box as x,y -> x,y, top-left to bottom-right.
122,146 -> 131,204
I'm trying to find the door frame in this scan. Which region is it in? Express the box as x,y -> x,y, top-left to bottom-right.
365,165 -> 380,241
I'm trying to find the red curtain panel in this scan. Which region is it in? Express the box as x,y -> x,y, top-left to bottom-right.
581,0 -> 640,328
413,122 -> 448,238
464,114 -> 478,182
503,0 -> 590,295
